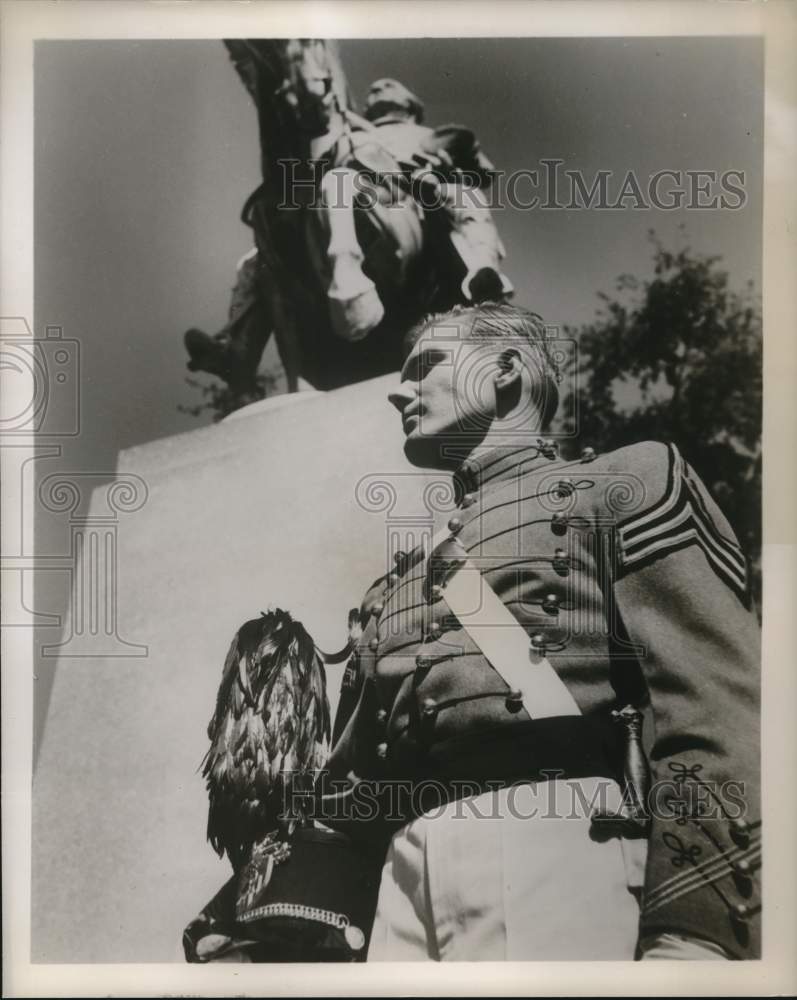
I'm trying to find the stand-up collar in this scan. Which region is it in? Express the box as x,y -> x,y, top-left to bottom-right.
452,441 -> 558,504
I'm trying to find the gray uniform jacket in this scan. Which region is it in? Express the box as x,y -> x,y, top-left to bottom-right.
326,440 -> 761,958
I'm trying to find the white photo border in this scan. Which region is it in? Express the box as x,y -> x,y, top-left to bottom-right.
2,1 -> 795,995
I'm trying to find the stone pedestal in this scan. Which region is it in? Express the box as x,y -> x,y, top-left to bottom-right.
32,376 -> 454,962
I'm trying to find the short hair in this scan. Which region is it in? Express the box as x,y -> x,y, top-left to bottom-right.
405,302 -> 562,429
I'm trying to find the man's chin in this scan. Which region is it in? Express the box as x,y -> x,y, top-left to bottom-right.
402,433 -> 465,471
402,435 -> 443,469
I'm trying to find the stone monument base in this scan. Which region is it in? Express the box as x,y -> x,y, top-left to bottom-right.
32,374 -> 449,962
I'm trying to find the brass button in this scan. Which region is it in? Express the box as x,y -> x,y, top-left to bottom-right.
384,573 -> 399,588
458,459 -> 478,487
376,708 -> 387,724
729,818 -> 751,847
421,697 -> 438,719
426,620 -> 442,641
368,637 -> 379,652
551,512 -> 569,535
555,479 -> 575,498
376,742 -> 388,760
542,593 -> 560,615
581,446 -> 596,463
732,858 -> 752,877
505,690 -> 524,714
460,493 -> 477,509
448,516 -> 464,535
538,438 -> 558,459
428,584 -> 444,603
371,602 -> 384,617
393,550 -> 407,565
530,633 -> 547,652
415,654 -> 432,670
731,902 -> 751,923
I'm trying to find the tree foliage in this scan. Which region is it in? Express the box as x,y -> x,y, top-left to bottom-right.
563,233 -> 762,601
178,372 -> 281,423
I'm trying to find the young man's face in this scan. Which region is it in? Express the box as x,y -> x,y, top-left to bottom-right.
387,321 -> 495,468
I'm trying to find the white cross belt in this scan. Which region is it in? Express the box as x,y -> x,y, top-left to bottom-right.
422,524 -> 581,720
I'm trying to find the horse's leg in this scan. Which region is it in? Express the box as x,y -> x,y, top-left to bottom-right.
271,300 -> 301,393
436,182 -> 514,303
319,167 -> 384,341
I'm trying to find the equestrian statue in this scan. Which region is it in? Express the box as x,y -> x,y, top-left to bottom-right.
184,40 -> 513,410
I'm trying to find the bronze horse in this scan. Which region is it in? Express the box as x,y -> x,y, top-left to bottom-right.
184,39 -> 510,406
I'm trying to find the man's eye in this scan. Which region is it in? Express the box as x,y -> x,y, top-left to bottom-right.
418,350 -> 451,376
401,347 -> 454,382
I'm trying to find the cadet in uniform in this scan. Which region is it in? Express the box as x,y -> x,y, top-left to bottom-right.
324,302 -> 761,961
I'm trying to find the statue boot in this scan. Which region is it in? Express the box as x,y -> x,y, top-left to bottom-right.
185,327 -> 232,379
184,249 -> 267,391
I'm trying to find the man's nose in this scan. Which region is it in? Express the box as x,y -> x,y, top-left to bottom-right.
388,382 -> 416,413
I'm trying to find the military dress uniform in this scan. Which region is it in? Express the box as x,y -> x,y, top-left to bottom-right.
325,440 -> 761,961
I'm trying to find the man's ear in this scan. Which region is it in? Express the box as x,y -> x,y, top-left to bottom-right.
493,348 -> 523,418
494,348 -> 522,390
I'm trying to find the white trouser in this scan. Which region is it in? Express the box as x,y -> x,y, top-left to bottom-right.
368,779 -> 642,961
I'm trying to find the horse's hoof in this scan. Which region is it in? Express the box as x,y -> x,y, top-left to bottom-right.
328,286 -> 385,341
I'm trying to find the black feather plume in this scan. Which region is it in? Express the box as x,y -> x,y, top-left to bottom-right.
202,608 -> 331,869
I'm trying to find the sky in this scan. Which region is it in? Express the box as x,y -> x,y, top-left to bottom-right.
31,36 -> 763,751
34,35 -> 763,472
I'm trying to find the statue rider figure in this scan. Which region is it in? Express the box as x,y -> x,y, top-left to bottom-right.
317,77 -> 513,341
185,75 -> 512,393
